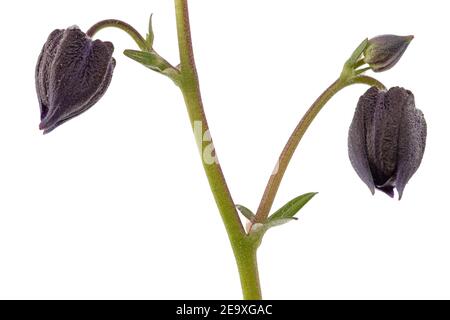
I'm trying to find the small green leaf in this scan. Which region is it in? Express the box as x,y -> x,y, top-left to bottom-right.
265,218 -> 297,229
124,49 -> 172,73
268,192 -> 318,223
236,205 -> 255,221
146,14 -> 155,50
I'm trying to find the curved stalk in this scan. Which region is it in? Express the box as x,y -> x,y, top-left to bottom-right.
87,19 -> 148,50
87,19 -> 180,84
254,75 -> 385,223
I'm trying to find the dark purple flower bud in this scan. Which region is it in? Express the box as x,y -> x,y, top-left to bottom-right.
36,26 -> 116,134
364,35 -> 413,72
348,87 -> 427,199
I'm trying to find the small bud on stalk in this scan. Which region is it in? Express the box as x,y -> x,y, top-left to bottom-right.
364,35 -> 414,72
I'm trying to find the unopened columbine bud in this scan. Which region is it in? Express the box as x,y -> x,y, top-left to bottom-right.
363,35 -> 413,72
36,26 -> 116,134
348,87 -> 427,199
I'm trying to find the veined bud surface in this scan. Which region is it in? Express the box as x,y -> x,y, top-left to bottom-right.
36,26 -> 116,134
348,87 -> 427,199
364,35 -> 413,72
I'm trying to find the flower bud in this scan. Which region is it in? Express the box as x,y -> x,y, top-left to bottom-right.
364,35 -> 413,72
36,26 -> 116,134
348,87 -> 427,199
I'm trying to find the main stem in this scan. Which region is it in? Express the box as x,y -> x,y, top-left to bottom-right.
174,0 -> 262,300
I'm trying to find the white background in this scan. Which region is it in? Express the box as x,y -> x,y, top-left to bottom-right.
0,0 -> 448,299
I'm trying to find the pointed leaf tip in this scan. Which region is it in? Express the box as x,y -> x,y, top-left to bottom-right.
236,205 -> 255,221
146,13 -> 154,50
268,192 -> 318,223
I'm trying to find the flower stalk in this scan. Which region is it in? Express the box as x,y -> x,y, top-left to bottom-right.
87,19 -> 148,50
253,75 -> 385,224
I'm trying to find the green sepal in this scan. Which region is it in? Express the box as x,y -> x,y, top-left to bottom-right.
346,38 -> 369,68
341,38 -> 369,80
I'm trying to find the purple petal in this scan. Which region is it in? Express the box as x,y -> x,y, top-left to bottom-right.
368,87 -> 407,187
394,91 -> 427,199
348,87 -> 379,194
35,29 -> 64,120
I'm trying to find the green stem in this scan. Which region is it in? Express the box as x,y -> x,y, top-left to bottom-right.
350,75 -> 386,89
86,19 -> 148,51
235,245 -> 261,299
174,0 -> 261,300
254,75 -> 385,223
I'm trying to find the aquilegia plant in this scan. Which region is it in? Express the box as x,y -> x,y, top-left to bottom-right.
35,1 -> 427,299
